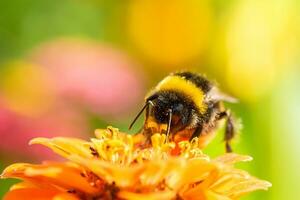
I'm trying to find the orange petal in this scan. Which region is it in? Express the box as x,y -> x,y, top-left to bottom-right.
30,137 -> 93,159
53,193 -> 80,200
118,190 -> 176,200
180,189 -> 206,200
2,162 -> 99,195
69,155 -> 144,187
182,169 -> 220,197
213,154 -> 252,165
227,179 -> 272,199
9,181 -> 40,191
182,189 -> 232,200
167,158 -> 216,190
205,168 -> 271,198
139,159 -> 180,186
205,191 -> 232,200
209,168 -> 250,192
3,188 -> 78,200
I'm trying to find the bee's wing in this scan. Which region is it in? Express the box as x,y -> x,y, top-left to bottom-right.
205,87 -> 238,103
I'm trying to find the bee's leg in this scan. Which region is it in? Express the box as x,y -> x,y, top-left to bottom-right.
190,125 -> 203,140
216,111 -> 227,120
223,112 -> 235,153
216,111 -> 235,152
140,105 -> 153,147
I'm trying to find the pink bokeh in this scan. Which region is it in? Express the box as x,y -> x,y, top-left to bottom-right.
30,39 -> 145,118
0,99 -> 88,161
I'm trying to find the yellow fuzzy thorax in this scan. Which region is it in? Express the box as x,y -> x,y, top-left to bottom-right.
152,75 -> 207,113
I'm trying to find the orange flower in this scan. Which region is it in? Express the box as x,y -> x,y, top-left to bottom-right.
1,126 -> 271,200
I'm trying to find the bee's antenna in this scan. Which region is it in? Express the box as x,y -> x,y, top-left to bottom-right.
129,101 -> 153,130
166,109 -> 172,142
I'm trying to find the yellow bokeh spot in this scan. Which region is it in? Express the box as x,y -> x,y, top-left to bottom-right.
224,0 -> 298,101
0,61 -> 55,116
127,0 -> 212,67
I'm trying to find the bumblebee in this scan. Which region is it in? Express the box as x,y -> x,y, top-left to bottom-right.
129,71 -> 238,152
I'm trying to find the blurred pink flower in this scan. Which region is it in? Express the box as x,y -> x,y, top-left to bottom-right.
30,38 -> 145,118
0,98 -> 87,162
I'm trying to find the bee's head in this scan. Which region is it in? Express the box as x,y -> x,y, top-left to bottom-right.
129,91 -> 199,135
149,91 -> 194,133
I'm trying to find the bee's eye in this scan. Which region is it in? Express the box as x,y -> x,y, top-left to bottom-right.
173,103 -> 184,112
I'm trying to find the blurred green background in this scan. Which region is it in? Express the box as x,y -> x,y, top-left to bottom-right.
0,0 -> 299,199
